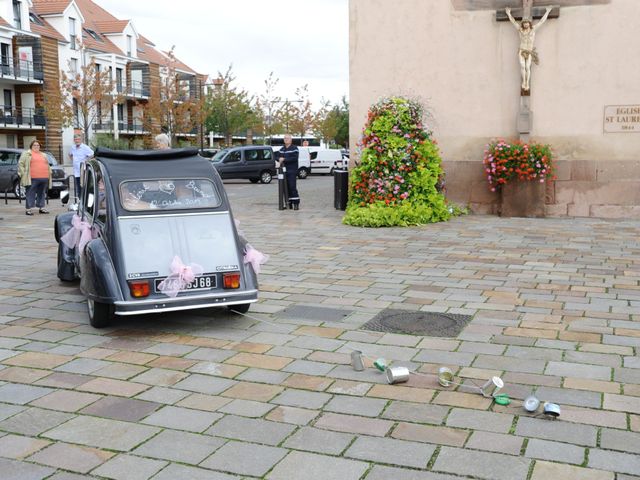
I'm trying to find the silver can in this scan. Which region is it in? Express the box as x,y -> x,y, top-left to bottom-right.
480,376 -> 504,397
350,350 -> 365,371
386,366 -> 410,384
523,395 -> 540,413
543,402 -> 561,418
438,367 -> 454,387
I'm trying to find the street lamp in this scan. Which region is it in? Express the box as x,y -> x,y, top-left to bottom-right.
199,77 -> 224,151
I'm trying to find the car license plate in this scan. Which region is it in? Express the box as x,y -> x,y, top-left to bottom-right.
154,274 -> 216,293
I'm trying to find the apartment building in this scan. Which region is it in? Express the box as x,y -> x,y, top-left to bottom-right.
0,0 -> 202,161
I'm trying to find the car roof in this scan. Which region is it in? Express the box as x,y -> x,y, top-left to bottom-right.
0,147 -> 25,154
221,145 -> 271,151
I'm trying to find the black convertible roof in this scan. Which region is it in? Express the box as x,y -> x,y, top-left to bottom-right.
95,148 -> 218,184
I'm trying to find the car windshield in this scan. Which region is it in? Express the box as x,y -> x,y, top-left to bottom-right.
119,178 -> 222,212
211,149 -> 228,163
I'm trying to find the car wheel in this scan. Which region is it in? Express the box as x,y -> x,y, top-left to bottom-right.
87,298 -> 112,328
297,167 -> 309,180
228,303 -> 250,314
12,181 -> 26,199
249,178 -> 259,184
57,242 -> 77,282
260,171 -> 272,184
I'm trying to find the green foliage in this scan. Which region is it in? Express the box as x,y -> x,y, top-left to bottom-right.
343,97 -> 451,227
91,134 -> 131,150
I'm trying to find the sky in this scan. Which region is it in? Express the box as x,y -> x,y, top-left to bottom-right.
95,0 -> 349,107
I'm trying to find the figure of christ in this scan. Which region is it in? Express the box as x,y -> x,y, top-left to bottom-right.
506,5 -> 553,92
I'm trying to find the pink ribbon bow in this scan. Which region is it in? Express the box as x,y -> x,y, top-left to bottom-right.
244,244 -> 269,274
157,255 -> 204,297
60,214 -> 93,253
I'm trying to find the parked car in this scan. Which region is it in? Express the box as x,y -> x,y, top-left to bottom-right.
54,147 -> 259,328
309,148 -> 346,174
271,146 -> 311,179
210,146 -> 276,184
0,147 -> 69,198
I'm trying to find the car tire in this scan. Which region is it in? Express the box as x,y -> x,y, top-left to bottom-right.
87,298 -> 112,328
249,178 -> 259,184
12,181 -> 25,199
228,303 -> 250,314
297,167 -> 309,180
57,242 -> 77,282
260,171 -> 272,184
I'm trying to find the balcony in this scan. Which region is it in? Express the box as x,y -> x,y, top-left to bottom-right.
0,57 -> 44,84
94,120 -> 147,135
125,80 -> 150,99
0,106 -> 46,129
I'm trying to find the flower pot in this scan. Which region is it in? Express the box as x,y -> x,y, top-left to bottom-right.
500,181 -> 545,218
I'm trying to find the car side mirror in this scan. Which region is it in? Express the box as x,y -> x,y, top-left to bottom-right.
60,190 -> 69,205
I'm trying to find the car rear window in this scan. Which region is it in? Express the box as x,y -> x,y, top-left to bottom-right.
119,179 -> 222,212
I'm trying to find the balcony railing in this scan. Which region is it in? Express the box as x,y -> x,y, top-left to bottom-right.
94,121 -> 146,134
126,80 -> 150,98
0,57 -> 44,82
0,106 -> 46,128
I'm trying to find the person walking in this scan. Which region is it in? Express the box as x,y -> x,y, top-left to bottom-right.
68,133 -> 94,199
277,134 -> 300,210
18,140 -> 51,216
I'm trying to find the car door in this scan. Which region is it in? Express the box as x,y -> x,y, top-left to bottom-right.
0,151 -> 13,192
218,150 -> 243,179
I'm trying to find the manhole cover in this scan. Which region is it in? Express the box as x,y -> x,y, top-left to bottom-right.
362,309 -> 472,337
277,305 -> 352,322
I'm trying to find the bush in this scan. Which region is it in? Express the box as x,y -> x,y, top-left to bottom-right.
342,97 -> 451,227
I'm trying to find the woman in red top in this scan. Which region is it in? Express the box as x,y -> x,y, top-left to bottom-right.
17,140 -> 52,215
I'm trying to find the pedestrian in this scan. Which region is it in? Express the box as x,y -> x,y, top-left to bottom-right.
68,133 -> 93,199
154,133 -> 170,149
17,139 -> 51,216
277,134 -> 300,210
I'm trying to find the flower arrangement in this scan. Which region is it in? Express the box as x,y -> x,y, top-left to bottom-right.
483,140 -> 555,192
343,97 -> 451,227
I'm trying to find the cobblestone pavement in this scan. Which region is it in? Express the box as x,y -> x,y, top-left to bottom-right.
0,175 -> 639,479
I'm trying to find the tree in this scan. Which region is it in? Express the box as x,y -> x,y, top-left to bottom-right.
289,85 -> 314,139
314,97 -> 349,148
334,96 -> 350,148
205,66 -> 259,146
47,57 -> 123,138
255,72 -> 282,143
142,47 -> 203,146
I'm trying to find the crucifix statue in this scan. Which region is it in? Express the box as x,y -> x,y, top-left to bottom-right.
505,2 -> 554,93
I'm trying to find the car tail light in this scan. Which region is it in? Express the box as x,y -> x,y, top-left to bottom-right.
128,280 -> 150,298
223,272 -> 241,289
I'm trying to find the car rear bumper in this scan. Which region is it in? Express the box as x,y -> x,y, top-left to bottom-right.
113,289 -> 258,315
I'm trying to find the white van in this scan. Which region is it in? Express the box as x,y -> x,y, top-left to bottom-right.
271,146 -> 311,179
309,148 -> 346,174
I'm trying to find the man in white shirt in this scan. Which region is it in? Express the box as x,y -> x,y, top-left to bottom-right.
68,133 -> 94,198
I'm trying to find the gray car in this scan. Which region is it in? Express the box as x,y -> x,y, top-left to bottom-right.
0,147 -> 69,198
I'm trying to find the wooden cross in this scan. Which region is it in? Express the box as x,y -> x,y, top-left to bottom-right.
496,1 -> 560,21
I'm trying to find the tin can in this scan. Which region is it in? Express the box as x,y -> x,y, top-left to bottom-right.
438,367 -> 454,387
386,366 -> 410,384
350,350 -> 365,371
523,395 -> 540,413
480,376 -> 504,397
543,402 -> 561,418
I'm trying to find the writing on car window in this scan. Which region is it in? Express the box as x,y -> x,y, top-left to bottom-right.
119,179 -> 221,211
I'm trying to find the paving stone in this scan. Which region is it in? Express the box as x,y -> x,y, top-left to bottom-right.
80,396 -> 161,422
324,395 -> 387,417
76,378 -> 149,397
432,391 -> 493,410
0,366 -> 51,384
53,358 -> 110,374
27,442 -> 114,473
176,393 -> 232,412
47,473 -> 96,480
141,405 -> 222,432
265,405 -> 319,425
589,449 -> 640,475
187,361 -> 246,378
3,351 -> 72,369
91,453 -> 167,480
200,440 -> 287,477
218,398 -> 276,417
184,347 -> 236,363
135,386 -> 190,405
505,345 -> 564,361
282,359 -> 334,375
205,415 -> 296,445
43,416 -> 160,451
367,384 -> 434,403
600,428 -> 640,454
272,388 -> 332,409
236,367 -> 291,384
0,457 -> 55,480
345,436 -> 436,468
152,464 -> 239,479
34,372 -> 93,389
473,354 -> 546,374
515,416 -> 597,446
283,426 -> 354,455
381,401 -> 449,424
220,381 -> 283,402
133,429 -> 225,464
446,408 -> 514,433
432,446 -> 530,480
267,450 -> 369,480
314,412 -> 393,437
364,466 -> 462,480
525,438 -> 585,465
530,460 -> 614,480
392,422 -> 469,447
225,352 -> 293,370
30,390 -> 100,412
0,403 -> 26,422
564,378 -> 620,394
0,434 -> 50,459
0,407 -> 74,436
534,386 -> 602,408
327,379 -> 372,396
0,383 -> 52,404
465,431 -> 523,455
545,361 -> 611,380
172,374 -> 237,395
282,373 -> 334,391
129,368 -> 188,387
413,350 -> 476,367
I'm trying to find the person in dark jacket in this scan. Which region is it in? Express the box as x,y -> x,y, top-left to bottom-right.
277,134 -> 300,210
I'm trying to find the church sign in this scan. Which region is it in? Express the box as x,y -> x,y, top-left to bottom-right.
604,105 -> 640,133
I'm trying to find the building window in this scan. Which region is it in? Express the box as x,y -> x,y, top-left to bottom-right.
126,35 -> 132,56
116,68 -> 123,93
72,98 -> 79,128
69,17 -> 77,50
0,44 -> 11,75
69,58 -> 78,74
29,13 -> 44,26
12,0 -> 22,29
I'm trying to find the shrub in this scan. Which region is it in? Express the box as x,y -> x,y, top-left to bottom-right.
483,139 -> 554,192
